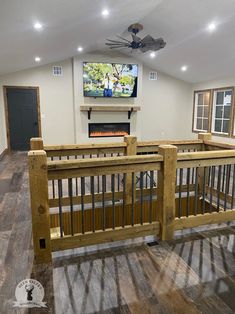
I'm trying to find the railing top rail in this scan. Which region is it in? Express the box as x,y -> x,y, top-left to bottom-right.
204,140 -> 235,150
177,149 -> 235,161
137,139 -> 202,147
47,154 -> 163,171
44,142 -> 126,151
44,139 -> 203,154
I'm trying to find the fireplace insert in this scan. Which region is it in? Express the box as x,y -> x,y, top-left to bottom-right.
89,123 -> 130,138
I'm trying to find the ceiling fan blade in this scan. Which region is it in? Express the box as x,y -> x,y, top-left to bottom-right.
105,43 -> 130,48
141,34 -> 155,45
116,35 -> 131,43
131,34 -> 141,43
140,46 -> 151,53
106,39 -> 127,44
108,46 -> 128,49
150,38 -> 166,51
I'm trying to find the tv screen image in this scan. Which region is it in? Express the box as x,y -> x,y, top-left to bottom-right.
83,62 -> 138,98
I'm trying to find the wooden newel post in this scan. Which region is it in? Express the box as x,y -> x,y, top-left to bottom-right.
198,133 -> 212,150
158,145 -> 177,241
30,137 -> 44,150
124,136 -> 137,204
28,150 -> 52,264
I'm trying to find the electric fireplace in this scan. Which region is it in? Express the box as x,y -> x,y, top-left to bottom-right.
89,123 -> 130,138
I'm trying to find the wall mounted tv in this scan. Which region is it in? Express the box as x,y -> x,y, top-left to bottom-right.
83,62 -> 138,98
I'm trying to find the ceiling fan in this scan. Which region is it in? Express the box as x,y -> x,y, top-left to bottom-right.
106,23 -> 166,53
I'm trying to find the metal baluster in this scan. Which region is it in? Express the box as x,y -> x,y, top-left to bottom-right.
191,167 -> 195,185
122,173 -> 126,227
81,177 -> 85,234
68,178 -> 74,236
209,166 -> 215,213
194,168 -> 198,215
131,173 -> 135,226
145,171 -> 148,189
58,179 -> 63,237
186,168 -> 190,217
231,165 -> 235,209
149,171 -> 154,223
97,154 -> 100,193
102,175 -> 105,231
208,166 -> 211,186
111,174 -> 115,229
140,171 -> 144,225
178,168 -> 183,218
224,165 -> 231,211
91,176 -> 95,232
75,155 -> 78,195
222,165 -> 226,192
217,166 -> 222,212
117,153 -> 120,191
51,157 -> 55,198
202,167 -> 206,214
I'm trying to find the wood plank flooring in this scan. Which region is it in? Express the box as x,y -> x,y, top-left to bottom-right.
1,152 -> 235,313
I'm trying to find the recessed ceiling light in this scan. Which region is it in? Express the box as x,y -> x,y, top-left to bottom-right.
208,23 -> 216,32
34,22 -> 42,30
35,57 -> 41,62
102,9 -> 110,17
150,52 -> 156,58
77,46 -> 83,52
181,65 -> 187,72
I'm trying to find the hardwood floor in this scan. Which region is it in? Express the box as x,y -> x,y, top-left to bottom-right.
1,152 -> 235,313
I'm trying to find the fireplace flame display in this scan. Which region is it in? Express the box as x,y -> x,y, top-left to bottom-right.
89,123 -> 130,138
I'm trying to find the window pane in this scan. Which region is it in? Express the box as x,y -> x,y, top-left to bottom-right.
196,118 -> 202,130
203,105 -> 209,117
198,93 -> 203,106
216,92 -> 224,105
215,106 -> 223,118
224,106 -> 231,119
214,119 -> 222,132
222,120 -> 229,133
204,92 -> 210,106
203,118 -> 208,131
197,106 -> 203,117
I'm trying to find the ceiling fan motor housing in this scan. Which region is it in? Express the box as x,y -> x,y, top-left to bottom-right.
128,23 -> 143,34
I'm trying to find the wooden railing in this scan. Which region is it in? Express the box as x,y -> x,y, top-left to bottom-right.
28,133 -> 235,264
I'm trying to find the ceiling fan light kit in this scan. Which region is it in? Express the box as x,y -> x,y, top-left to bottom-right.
106,23 -> 166,53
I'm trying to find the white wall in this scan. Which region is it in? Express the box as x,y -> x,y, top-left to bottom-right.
0,59 -> 74,154
193,77 -> 235,143
142,66 -> 194,140
0,53 -> 194,154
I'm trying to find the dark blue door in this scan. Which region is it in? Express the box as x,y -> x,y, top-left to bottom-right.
6,88 -> 39,150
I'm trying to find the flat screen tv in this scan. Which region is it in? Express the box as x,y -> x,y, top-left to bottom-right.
83,62 -> 138,98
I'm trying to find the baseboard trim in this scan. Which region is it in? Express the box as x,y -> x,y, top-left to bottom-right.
0,148 -> 8,161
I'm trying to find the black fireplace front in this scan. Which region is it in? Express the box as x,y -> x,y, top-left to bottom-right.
89,122 -> 130,138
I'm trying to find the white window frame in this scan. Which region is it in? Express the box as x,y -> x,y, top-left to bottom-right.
211,88 -> 233,136
193,90 -> 211,132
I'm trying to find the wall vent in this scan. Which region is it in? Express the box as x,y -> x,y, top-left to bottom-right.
149,71 -> 157,81
53,66 -> 62,76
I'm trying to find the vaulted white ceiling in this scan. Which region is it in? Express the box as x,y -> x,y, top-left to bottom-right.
1,0 -> 235,83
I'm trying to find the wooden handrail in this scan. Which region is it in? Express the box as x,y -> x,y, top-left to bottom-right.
47,155 -> 163,179
47,154 -> 163,170
177,149 -> 235,161
204,140 -> 235,150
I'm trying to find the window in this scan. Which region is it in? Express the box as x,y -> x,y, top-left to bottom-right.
193,90 -> 211,132
211,88 -> 233,135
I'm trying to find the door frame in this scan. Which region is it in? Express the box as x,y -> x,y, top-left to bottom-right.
3,86 -> 42,151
